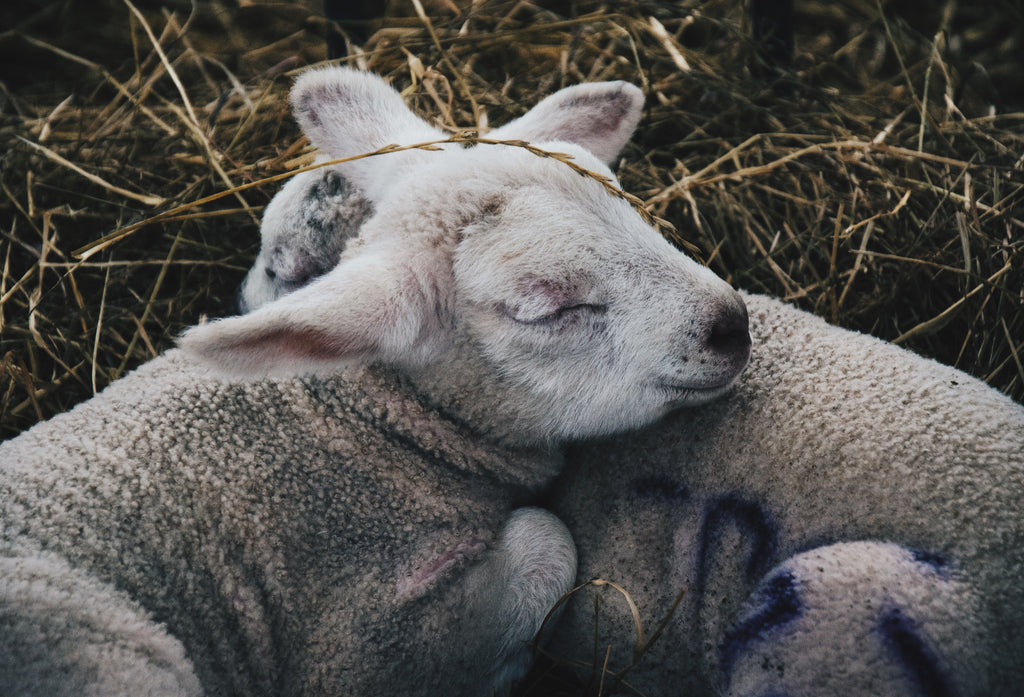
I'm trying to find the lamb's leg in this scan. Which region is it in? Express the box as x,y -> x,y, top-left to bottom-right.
461,507 -> 577,693
1,543 -> 203,697
719,541 -> 986,697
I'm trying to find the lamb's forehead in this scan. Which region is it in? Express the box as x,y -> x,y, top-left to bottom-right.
345,140 -> 648,266
387,140 -> 624,218
260,169 -> 324,239
454,145 -> 668,269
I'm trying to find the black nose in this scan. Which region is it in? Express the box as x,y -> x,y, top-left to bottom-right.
708,303 -> 751,357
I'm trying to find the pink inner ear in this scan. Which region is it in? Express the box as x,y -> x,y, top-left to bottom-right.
561,92 -> 632,136
229,326 -> 373,363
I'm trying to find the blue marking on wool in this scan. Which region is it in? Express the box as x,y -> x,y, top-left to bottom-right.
695,493 -> 777,597
879,607 -> 957,697
910,548 -> 950,575
629,475 -> 690,503
720,570 -> 802,676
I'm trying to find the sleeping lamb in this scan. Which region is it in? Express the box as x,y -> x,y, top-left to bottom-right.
238,159 -> 372,313
243,74 -> 1024,696
0,67 -> 752,697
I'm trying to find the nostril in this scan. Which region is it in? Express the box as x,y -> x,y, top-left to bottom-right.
708,307 -> 751,356
265,266 -> 277,280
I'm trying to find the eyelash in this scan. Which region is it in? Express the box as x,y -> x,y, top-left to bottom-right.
513,303 -> 608,327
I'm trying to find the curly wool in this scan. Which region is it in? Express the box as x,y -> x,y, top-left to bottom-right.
1,351 -> 558,697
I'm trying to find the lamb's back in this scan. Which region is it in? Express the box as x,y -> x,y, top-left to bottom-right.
1,349 -> 512,695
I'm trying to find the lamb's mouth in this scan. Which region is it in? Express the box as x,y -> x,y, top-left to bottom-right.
656,378 -> 737,404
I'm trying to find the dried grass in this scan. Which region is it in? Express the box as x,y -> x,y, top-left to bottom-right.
1,0 -> 1021,446
525,578 -> 688,696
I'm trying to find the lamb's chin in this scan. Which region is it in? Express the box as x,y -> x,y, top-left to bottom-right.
654,378 -> 739,410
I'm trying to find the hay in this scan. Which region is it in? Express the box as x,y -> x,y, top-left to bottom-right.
1,0 -> 1021,447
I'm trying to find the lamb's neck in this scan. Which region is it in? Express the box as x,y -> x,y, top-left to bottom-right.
347,364 -> 564,494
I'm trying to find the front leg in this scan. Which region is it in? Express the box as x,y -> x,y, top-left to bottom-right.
462,507 -> 577,693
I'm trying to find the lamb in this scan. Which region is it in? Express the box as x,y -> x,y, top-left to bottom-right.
249,76 -> 1024,696
0,67 -> 751,697
237,164 -> 372,313
547,293 -> 1024,697
238,68 -> 649,316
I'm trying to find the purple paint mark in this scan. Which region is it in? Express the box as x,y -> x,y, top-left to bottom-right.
879,607 -> 958,697
720,570 -> 802,675
910,548 -> 950,576
695,493 -> 777,597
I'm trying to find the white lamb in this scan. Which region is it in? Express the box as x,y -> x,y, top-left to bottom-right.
248,76 -> 1024,696
0,67 -> 751,697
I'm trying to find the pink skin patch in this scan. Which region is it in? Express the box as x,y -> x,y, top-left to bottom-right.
230,326 -> 371,363
501,277 -> 588,324
395,538 -> 488,601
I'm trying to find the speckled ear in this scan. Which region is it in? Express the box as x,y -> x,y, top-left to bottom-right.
179,241 -> 449,377
489,81 -> 644,165
289,67 -> 445,201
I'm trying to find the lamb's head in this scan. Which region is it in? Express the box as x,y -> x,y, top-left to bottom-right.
181,67 -> 750,446
238,166 -> 372,313
236,67 -> 660,315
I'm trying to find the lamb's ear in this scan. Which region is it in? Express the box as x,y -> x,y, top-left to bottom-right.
179,244 -> 448,377
290,67 -> 445,200
489,81 -> 644,165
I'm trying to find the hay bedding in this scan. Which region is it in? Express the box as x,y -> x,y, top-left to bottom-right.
0,0 -> 1021,433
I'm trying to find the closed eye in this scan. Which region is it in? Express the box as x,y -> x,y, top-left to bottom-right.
512,303 -> 608,327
